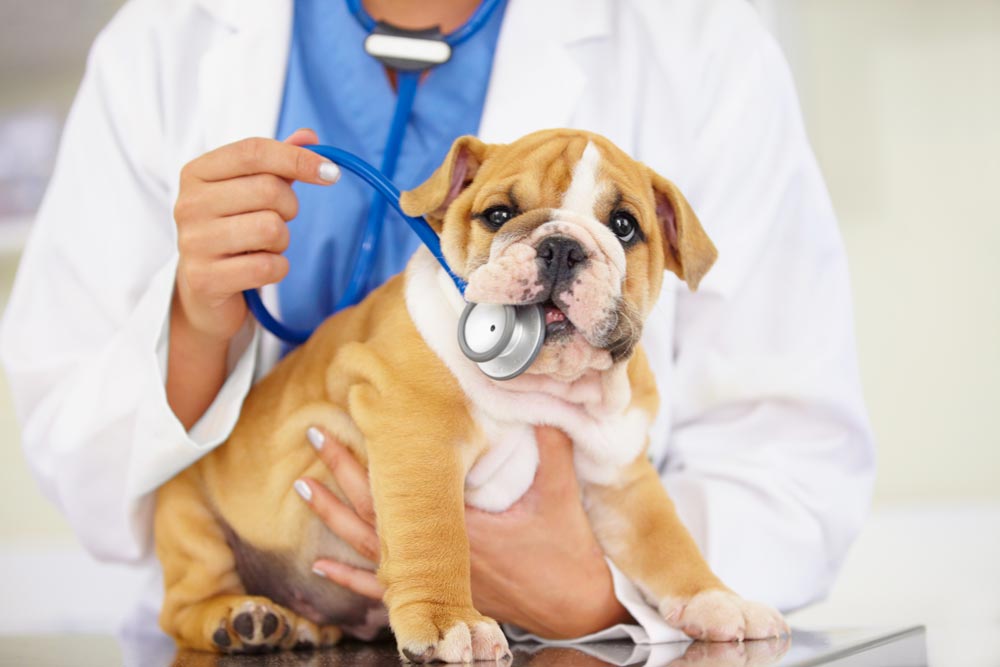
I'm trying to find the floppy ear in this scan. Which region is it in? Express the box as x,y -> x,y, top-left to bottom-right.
400,136 -> 491,231
648,170 -> 718,290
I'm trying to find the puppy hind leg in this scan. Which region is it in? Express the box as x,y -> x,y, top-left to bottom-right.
155,471 -> 342,652
170,594 -> 342,653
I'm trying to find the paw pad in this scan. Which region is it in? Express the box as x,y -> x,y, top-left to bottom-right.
214,601 -> 289,654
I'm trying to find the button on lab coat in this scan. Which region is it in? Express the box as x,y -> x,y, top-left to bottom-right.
0,0 -> 875,643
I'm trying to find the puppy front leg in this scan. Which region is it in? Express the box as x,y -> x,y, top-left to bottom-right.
359,395 -> 509,663
583,456 -> 787,641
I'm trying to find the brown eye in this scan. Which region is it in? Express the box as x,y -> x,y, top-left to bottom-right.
610,210 -> 637,243
479,206 -> 515,231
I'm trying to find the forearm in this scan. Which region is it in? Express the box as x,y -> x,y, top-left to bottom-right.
166,293 -> 233,430
529,584 -> 632,640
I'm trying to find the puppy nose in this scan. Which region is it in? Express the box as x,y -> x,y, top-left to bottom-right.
536,236 -> 587,280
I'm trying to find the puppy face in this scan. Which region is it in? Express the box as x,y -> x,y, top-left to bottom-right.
401,129 -> 717,382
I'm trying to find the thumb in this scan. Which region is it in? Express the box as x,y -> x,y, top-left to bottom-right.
283,127 -> 320,147
280,127 -> 335,185
532,426 -> 577,492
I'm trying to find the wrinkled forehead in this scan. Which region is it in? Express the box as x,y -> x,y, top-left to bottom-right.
472,133 -> 651,215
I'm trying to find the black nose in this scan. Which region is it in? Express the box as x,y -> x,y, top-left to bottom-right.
536,236 -> 587,283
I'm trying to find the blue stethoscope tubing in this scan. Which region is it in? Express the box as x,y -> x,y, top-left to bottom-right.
243,0 -> 504,345
242,145 -> 468,344
334,70 -> 419,312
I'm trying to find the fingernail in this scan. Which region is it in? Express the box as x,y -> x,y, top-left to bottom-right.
294,479 -> 312,502
318,161 -> 340,184
307,427 -> 324,450
311,566 -> 326,578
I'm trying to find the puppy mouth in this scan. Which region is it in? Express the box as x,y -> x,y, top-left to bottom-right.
543,300 -> 575,340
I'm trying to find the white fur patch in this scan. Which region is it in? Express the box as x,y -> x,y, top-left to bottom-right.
405,250 -> 650,510
463,413 -> 539,512
561,142 -> 605,218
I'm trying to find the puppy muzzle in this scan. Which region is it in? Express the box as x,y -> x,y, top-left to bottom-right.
465,211 -> 633,355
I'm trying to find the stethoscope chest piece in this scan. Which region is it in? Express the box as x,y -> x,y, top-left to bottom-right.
458,302 -> 546,381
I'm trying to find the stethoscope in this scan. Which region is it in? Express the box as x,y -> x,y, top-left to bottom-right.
242,0 -> 546,381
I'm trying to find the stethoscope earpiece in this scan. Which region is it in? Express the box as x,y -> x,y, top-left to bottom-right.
458,302 -> 546,381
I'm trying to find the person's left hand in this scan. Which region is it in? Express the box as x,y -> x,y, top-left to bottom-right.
296,426 -> 631,640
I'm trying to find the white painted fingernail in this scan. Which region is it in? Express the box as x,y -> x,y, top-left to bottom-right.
307,427 -> 324,450
318,161 -> 340,184
294,479 -> 312,502
312,566 -> 326,578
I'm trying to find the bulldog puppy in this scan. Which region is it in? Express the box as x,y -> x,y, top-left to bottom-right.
155,129 -> 788,661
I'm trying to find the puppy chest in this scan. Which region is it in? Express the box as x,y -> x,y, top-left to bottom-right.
464,419 -> 539,513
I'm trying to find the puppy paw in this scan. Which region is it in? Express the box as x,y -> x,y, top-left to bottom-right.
659,590 -> 788,642
392,604 -> 511,663
210,598 -> 291,653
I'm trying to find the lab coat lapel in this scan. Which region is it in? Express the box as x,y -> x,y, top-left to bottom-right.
478,0 -> 609,143
194,0 -> 608,148
197,0 -> 294,150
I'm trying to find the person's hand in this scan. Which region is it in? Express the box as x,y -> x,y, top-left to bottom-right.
172,128 -> 340,345
167,129 -> 339,428
463,426 -> 631,638
297,426 -> 631,640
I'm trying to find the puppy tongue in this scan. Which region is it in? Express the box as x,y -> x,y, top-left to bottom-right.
545,305 -> 566,325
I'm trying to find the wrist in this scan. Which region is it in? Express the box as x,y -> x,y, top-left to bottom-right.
171,289 -> 241,351
167,292 -> 233,429
533,567 -> 632,640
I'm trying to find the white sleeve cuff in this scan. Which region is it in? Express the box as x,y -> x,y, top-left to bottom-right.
187,317 -> 259,446
503,558 -> 689,651
125,258 -> 260,500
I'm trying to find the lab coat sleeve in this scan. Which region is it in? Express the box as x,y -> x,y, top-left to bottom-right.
640,1 -> 875,615
0,3 -> 260,564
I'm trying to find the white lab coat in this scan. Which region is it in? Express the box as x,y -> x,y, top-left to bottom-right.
0,0 -> 875,644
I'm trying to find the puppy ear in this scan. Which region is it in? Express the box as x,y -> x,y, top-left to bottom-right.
648,171 -> 718,290
400,136 -> 490,231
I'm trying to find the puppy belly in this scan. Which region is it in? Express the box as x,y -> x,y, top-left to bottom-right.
465,421 -> 539,512
219,518 -> 387,639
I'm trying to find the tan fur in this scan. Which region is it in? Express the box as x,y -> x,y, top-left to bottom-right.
156,129 -> 781,659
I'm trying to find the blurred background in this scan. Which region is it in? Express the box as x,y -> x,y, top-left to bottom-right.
0,0 -> 997,665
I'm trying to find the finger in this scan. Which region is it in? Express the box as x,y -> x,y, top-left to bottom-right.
181,252 -> 289,297
312,559 -> 385,601
188,136 -> 339,185
294,477 -> 381,563
181,210 -> 290,258
195,173 -> 300,220
306,427 -> 376,526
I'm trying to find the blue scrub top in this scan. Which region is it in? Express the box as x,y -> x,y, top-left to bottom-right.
274,0 -> 506,341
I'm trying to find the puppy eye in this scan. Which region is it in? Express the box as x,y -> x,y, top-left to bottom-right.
610,210 -> 638,243
478,206 -> 515,231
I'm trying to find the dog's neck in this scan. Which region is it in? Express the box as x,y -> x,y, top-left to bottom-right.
404,248 -> 632,419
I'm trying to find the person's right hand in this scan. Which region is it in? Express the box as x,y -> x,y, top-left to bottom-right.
172,128 -> 340,345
